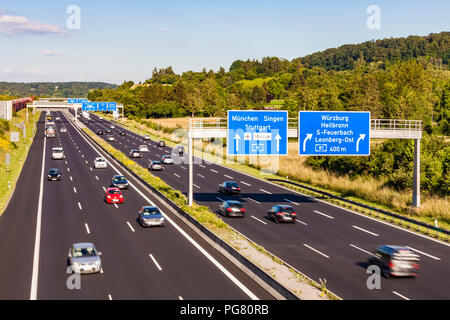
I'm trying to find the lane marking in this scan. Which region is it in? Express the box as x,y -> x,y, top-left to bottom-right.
193,184 -> 200,189
406,246 -> 441,261
199,164 -> 206,168
30,133 -> 46,300
251,215 -> 267,225
126,221 -> 135,232
197,174 -> 205,178
67,167 -> 70,172
259,189 -> 272,194
216,197 -> 224,202
248,198 -> 260,204
78,202 -> 82,210
102,186 -> 106,191
180,166 -> 186,170
70,176 -> 73,181
352,225 -> 379,237
349,244 -> 374,256
73,187 -> 77,194
313,210 -> 334,219
303,244 -> 330,258
174,173 -> 180,178
85,223 -> 91,234
240,181 -> 251,186
108,294 -> 112,300
90,167 -> 93,171
85,160 -> 88,164
210,169 -> 218,173
95,176 -> 99,181
149,254 -> 163,271
178,296 -> 183,300
114,203 -> 119,209
295,219 -> 308,226
285,198 -> 300,206
224,174 -> 233,179
393,291 -> 410,300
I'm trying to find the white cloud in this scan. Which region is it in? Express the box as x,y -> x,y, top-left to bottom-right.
0,14 -> 67,35
159,27 -> 170,31
41,50 -> 66,56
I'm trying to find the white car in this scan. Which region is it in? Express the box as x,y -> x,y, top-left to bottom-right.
139,145 -> 149,152
51,147 -> 65,160
60,127 -> 67,133
130,149 -> 141,158
143,135 -> 151,140
55,117 -> 61,121
161,155 -> 173,164
110,125 -> 115,129
94,157 -> 107,169
107,135 -> 116,142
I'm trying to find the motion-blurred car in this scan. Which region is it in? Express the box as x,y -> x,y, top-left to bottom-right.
138,206 -> 165,227
68,243 -> 102,274
158,140 -> 166,147
104,187 -> 124,204
60,127 -> 67,133
47,168 -> 61,181
161,155 -> 173,164
219,181 -> 241,195
110,125 -> 115,129
268,205 -> 297,223
368,245 -> 420,278
119,130 -> 126,136
107,135 -> 115,142
174,145 -> 184,155
111,175 -> 129,189
97,129 -> 104,135
149,160 -> 163,171
106,129 -> 112,133
139,145 -> 149,152
218,200 -> 246,217
143,134 -> 151,140
129,149 -> 141,158
51,147 -> 65,160
94,157 -> 107,169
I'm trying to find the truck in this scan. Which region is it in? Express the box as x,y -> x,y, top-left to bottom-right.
82,111 -> 90,119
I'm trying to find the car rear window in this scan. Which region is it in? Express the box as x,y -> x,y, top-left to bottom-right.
279,206 -> 294,213
228,202 -> 243,209
228,182 -> 239,188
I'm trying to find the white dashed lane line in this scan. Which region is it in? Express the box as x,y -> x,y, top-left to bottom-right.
313,210 -> 334,220
78,202 -> 82,210
240,181 -> 251,186
126,221 -> 135,232
303,244 -> 330,258
349,244 -> 374,256
406,246 -> 441,261
224,175 -> 233,179
174,173 -> 180,178
114,204 -> 119,209
210,169 -> 218,173
259,189 -> 272,194
285,198 -> 300,205
251,215 -> 267,225
149,254 -> 163,271
393,291 -> 410,300
248,198 -> 260,204
84,223 -> 90,234
193,184 -> 200,189
352,225 -> 379,237
73,187 -> 77,194
95,176 -> 99,181
70,176 -> 73,181
197,174 -> 205,178
216,197 -> 224,202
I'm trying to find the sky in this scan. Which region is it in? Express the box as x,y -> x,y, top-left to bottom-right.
0,0 -> 448,84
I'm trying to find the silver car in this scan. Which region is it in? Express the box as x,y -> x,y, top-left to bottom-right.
144,134 -> 151,140
138,206 -> 165,227
149,160 -> 163,171
60,127 -> 67,133
130,149 -> 141,158
68,243 -> 102,274
139,145 -> 149,152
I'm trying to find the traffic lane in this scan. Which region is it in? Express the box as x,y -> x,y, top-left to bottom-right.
0,113 -> 45,299
38,114 -> 108,299
64,112 -> 264,299
59,117 -> 181,299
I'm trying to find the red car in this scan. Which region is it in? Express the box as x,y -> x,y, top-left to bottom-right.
104,187 -> 124,204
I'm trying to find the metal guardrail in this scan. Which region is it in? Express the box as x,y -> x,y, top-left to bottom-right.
269,178 -> 449,239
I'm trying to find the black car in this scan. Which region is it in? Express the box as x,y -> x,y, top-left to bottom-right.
218,200 -> 246,217
219,181 -> 241,195
110,175 -> 129,189
158,140 -> 166,147
47,168 -> 61,181
97,130 -> 104,135
119,130 -> 126,136
368,245 -> 420,278
268,205 -> 297,223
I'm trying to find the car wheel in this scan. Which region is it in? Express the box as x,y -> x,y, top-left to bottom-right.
272,214 -> 279,223
382,267 -> 390,278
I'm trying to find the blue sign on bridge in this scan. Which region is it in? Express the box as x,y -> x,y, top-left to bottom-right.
299,111 -> 370,156
227,110 -> 288,156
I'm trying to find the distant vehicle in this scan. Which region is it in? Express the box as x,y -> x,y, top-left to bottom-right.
139,145 -> 149,152
68,243 -> 102,274
94,157 -> 107,169
46,111 -> 51,116
219,181 -> 241,195
110,125 -> 115,129
218,200 -> 246,217
143,135 -> 151,140
138,206 -> 165,227
268,205 -> 297,224
107,135 -> 115,142
104,187 -> 124,204
55,116 -> 60,121
60,127 -> 67,133
119,130 -> 126,136
45,126 -> 55,138
158,140 -> 166,147
97,129 -> 104,135
368,245 -> 420,278
129,149 -> 141,158
82,111 -> 90,119
149,160 -> 163,171
106,129 -> 112,133
47,168 -> 61,181
51,147 -> 65,160
161,155 -> 173,164
111,175 -> 129,189
174,145 -> 184,155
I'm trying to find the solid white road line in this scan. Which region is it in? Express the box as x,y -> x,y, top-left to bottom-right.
126,221 -> 135,232
248,198 -> 261,204
64,112 -> 259,300
406,246 -> 441,261
303,244 -> 330,258
393,291 -> 410,300
313,210 -> 334,219
78,202 -> 82,210
85,223 -> 91,234
30,135 -> 46,300
197,174 -> 205,178
352,225 -> 379,237
251,215 -> 267,225
240,181 -> 251,186
349,244 -> 374,256
149,254 -> 163,271
285,198 -> 300,206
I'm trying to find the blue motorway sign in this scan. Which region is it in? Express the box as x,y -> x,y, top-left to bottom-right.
82,102 -> 97,111
107,102 -> 117,111
299,111 -> 370,156
98,102 -> 108,111
227,110 -> 288,156
68,98 -> 76,104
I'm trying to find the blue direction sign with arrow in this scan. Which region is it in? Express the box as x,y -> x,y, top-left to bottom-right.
82,102 -> 97,111
227,110 -> 288,156
98,102 -> 108,111
107,102 -> 117,111
299,111 -> 370,156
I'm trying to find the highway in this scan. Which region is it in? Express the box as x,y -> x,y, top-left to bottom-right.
80,111 -> 450,300
0,111 -> 274,300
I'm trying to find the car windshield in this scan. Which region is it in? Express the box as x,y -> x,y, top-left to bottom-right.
228,182 -> 239,188
96,158 -> 105,162
132,150 -> 139,153
108,189 -> 121,195
152,161 -> 161,165
113,177 -> 127,183
142,207 -> 161,215
164,155 -> 171,159
49,169 -> 59,175
73,247 -> 97,257
278,206 -> 294,213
